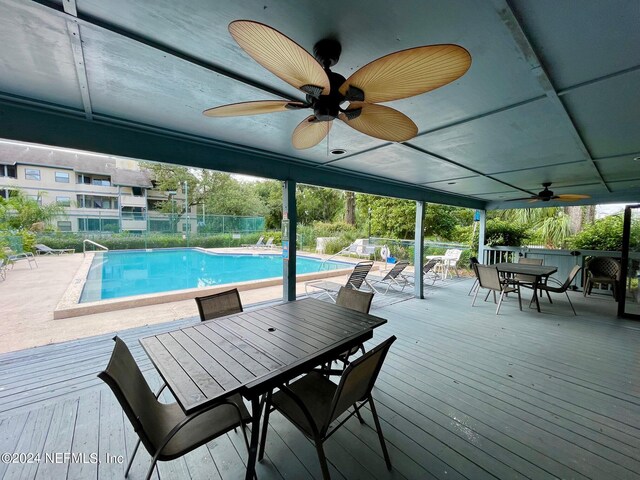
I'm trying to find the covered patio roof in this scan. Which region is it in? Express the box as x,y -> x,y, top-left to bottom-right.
0,1 -> 638,209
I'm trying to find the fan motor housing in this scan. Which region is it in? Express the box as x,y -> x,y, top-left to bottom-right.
311,70 -> 347,121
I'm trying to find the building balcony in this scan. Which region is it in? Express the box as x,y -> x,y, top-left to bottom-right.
120,194 -> 147,208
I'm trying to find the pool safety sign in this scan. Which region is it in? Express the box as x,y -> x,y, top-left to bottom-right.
282,240 -> 289,260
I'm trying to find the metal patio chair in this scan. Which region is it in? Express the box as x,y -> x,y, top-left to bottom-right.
195,288 -> 243,321
467,256 -> 480,296
521,265 -> 582,315
402,257 -> 441,286
472,264 -> 522,314
258,336 -> 397,480
331,286 -> 375,370
98,337 -> 251,480
304,260 -> 374,301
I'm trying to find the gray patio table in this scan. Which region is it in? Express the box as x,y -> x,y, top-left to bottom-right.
494,262 -> 558,312
140,297 -> 386,480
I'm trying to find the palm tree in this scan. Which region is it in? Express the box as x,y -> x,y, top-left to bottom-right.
496,207 -> 572,248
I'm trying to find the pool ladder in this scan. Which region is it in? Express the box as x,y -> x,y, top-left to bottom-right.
83,239 -> 109,257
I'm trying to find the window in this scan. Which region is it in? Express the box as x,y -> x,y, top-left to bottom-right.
55,172 -> 70,183
57,221 -> 72,232
1,165 -> 16,178
25,168 -> 40,181
76,195 -> 117,209
77,174 -> 111,186
27,195 -> 42,206
56,196 -> 71,207
78,218 -> 119,232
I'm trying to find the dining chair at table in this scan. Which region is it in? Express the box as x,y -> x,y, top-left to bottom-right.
258,336 -> 397,480
467,256 -> 480,296
521,265 -> 582,315
98,336 -> 252,480
331,287 -> 375,371
512,257 -> 551,302
195,288 -> 243,321
472,264 -> 522,314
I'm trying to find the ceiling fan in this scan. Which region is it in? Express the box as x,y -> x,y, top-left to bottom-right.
508,183 -> 591,203
203,20 -> 472,149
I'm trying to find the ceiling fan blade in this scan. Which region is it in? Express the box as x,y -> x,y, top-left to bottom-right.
505,196 -> 538,202
229,21 -> 330,97
339,44 -> 471,103
338,102 -> 418,142
292,116 -> 332,149
203,100 -> 306,117
554,194 -> 591,201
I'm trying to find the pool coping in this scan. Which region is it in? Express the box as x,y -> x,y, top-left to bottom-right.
54,248 -> 357,319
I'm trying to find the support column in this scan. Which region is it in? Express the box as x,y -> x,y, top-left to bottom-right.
478,209 -> 487,263
414,201 -> 425,299
282,180 -> 297,301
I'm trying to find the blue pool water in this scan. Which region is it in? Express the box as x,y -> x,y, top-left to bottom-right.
80,248 -> 349,302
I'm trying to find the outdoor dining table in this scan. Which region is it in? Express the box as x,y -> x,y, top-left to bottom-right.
494,262 -> 558,312
139,297 -> 387,480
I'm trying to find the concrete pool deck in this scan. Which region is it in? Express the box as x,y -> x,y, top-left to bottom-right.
0,249 -> 392,354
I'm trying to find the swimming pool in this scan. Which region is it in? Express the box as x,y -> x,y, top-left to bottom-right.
80,248 -> 349,302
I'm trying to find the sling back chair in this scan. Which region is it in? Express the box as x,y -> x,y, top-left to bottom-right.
258,336 -> 397,480
98,336 -> 251,480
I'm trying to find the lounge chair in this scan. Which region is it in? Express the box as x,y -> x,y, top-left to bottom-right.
304,260 -> 374,301
195,288 -> 243,321
366,260 -> 410,294
3,247 -> 37,269
0,259 -> 7,280
262,237 -> 275,249
242,235 -> 264,248
98,337 -> 251,480
35,243 -> 75,255
336,240 -> 374,258
402,258 -> 441,286
258,336 -> 397,480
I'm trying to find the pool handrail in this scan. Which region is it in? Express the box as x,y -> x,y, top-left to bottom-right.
83,239 -> 109,256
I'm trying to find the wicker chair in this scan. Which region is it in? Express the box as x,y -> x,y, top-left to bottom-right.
584,257 -> 621,300
98,337 -> 251,480
258,336 -> 397,480
195,288 -> 243,321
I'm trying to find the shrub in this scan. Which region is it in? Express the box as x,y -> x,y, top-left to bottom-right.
568,215 -> 624,251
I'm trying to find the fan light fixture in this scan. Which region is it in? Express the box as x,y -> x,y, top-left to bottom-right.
204,20 -> 472,149
330,149 -> 346,155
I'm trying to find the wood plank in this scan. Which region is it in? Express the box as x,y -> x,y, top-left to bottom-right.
68,389 -> 101,480
97,389 -> 126,480
34,398 -> 78,480
0,412 -> 29,479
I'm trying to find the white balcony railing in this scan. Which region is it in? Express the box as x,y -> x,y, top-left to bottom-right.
121,219 -> 147,231
120,195 -> 146,207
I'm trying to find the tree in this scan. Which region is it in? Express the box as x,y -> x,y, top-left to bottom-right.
344,191 -> 356,225
0,190 -> 65,231
253,180 -> 282,229
569,214 -> 625,251
495,207 -> 572,248
296,185 -> 342,225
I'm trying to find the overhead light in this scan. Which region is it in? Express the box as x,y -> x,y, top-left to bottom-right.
331,149 -> 346,155
634,156 -> 640,161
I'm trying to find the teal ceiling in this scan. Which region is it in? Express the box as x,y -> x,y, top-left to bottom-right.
0,0 -> 638,209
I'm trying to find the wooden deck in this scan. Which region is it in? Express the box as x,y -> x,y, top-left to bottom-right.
1,277 -> 639,480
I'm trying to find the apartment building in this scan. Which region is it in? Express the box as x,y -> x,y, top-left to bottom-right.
0,140 -> 188,233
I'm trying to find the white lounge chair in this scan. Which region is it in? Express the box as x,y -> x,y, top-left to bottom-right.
242,236 -> 264,248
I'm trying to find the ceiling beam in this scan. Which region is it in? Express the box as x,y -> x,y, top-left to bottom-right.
63,0 -> 93,120
0,98 -> 486,209
30,0 -> 303,104
499,0 -> 609,193
557,64 -> 640,97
